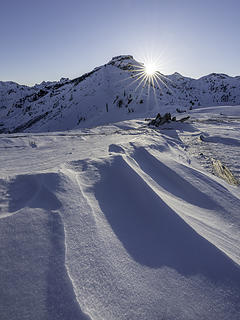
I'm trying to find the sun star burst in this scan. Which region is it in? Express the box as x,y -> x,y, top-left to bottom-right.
144,63 -> 157,76
119,53 -> 173,106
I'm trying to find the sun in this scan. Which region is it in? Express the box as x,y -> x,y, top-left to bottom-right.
121,52 -> 172,98
144,63 -> 157,76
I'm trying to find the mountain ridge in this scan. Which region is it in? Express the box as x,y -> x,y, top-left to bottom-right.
1,55 -> 240,133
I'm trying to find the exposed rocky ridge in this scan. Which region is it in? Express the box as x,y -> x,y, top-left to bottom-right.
1,55 -> 240,133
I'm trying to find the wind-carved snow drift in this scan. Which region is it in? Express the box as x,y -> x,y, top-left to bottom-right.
1,108 -> 240,319
1,55 -> 240,133
1,57 -> 240,319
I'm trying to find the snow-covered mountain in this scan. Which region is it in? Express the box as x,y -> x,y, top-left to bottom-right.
1,55 -> 240,133
1,55 -> 240,319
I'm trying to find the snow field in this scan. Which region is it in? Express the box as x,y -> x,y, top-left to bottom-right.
0,106 -> 240,319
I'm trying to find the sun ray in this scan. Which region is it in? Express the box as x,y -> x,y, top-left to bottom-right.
125,71 -> 147,89
135,74 -> 148,91
154,72 -> 174,93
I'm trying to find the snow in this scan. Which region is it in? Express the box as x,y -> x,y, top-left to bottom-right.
1,55 -> 240,134
179,105 -> 240,182
0,104 -> 240,319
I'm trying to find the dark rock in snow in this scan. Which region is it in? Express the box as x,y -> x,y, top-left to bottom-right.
149,113 -> 190,127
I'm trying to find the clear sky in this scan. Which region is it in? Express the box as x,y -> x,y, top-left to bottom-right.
1,0 -> 240,85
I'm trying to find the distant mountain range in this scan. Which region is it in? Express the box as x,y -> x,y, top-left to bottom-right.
1,55 -> 240,133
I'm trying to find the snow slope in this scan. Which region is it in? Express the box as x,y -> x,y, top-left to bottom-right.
1,55 -> 240,133
0,105 -> 240,319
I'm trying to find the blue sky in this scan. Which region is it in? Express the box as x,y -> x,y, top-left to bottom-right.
1,0 -> 240,85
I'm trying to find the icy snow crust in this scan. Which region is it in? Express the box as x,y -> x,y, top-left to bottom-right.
0,105 -> 240,319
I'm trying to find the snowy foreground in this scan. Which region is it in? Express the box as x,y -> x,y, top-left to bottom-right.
0,106 -> 240,319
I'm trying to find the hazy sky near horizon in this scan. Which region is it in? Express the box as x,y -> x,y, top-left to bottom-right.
1,0 -> 240,85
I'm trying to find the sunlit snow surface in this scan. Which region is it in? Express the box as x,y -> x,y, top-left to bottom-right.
0,106 -> 240,319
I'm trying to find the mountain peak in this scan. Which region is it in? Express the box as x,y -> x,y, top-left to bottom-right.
111,55 -> 134,61
107,55 -> 140,71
